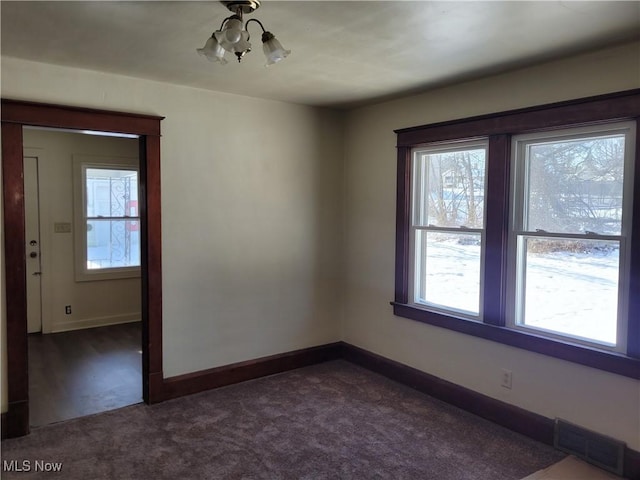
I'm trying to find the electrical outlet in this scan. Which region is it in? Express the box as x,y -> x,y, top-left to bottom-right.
501,369 -> 512,389
65,305 -> 72,315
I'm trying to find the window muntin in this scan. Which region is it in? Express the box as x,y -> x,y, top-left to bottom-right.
510,123 -> 634,351
410,141 -> 488,317
74,159 -> 140,281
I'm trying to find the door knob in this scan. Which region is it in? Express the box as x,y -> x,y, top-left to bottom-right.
32,272 -> 42,276
29,252 -> 38,258
30,240 -> 38,246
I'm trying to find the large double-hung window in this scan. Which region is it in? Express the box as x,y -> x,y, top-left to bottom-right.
509,123 -> 634,352
411,141 -> 487,317
393,90 -> 640,379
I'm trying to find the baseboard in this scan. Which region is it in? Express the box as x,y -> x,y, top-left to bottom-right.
50,314 -> 140,333
147,371 -> 165,405
340,343 -> 554,443
339,342 -> 639,480
625,449 -> 640,480
1,400 -> 29,440
158,342 -> 343,402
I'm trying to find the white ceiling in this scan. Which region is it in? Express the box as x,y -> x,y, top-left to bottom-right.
1,1 -> 639,109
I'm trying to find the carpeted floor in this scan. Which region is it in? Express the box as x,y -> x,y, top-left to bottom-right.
1,360 -> 565,479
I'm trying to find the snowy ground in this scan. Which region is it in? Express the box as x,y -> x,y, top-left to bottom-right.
419,239 -> 618,345
523,246 -> 618,345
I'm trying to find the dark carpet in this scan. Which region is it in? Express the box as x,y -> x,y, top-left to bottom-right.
1,360 -> 565,479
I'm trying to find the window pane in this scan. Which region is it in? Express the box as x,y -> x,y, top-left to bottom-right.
86,168 -> 138,218
414,147 -> 486,228
87,219 -> 140,269
415,231 -> 481,314
518,237 -> 619,345
525,135 -> 625,235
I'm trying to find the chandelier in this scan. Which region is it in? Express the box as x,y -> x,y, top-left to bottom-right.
197,0 -> 291,65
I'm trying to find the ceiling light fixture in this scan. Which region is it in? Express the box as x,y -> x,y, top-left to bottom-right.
197,0 -> 290,66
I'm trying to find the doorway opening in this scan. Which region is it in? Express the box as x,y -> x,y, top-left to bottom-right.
2,100 -> 165,438
22,128 -> 144,426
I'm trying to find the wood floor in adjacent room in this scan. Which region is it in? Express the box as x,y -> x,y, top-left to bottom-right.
28,322 -> 142,427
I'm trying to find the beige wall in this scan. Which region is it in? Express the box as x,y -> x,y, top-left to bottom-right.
1,56 -> 344,388
343,41 -> 640,450
23,129 -> 141,333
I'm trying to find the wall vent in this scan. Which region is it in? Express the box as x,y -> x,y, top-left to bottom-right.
554,419 -> 625,476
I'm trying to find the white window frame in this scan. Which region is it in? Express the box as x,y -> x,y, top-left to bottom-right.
408,139 -> 489,320
73,155 -> 141,282
507,121 -> 635,352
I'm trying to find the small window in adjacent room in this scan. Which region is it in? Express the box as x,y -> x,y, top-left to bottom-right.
509,122 -> 635,351
410,141 -> 488,317
74,158 -> 141,281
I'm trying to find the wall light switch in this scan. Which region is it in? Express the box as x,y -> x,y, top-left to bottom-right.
54,222 -> 72,233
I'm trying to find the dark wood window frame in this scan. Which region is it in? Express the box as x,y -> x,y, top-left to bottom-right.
1,99 -> 165,438
393,89 -> 640,380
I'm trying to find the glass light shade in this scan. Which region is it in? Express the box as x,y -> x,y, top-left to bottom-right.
222,17 -> 243,44
216,28 -> 250,53
217,29 -> 251,57
262,33 -> 290,66
196,36 -> 228,65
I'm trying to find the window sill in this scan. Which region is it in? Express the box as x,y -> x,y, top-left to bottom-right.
391,302 -> 640,380
75,267 -> 141,282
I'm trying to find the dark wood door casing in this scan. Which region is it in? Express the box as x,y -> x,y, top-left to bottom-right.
1,99 -> 164,438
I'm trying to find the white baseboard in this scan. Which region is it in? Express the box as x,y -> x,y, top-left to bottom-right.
51,313 -> 140,333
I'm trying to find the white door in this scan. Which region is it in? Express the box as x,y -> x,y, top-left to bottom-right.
24,155 -> 42,334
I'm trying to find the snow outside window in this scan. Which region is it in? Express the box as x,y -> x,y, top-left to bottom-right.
410,141 -> 488,318
509,122 -> 635,351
